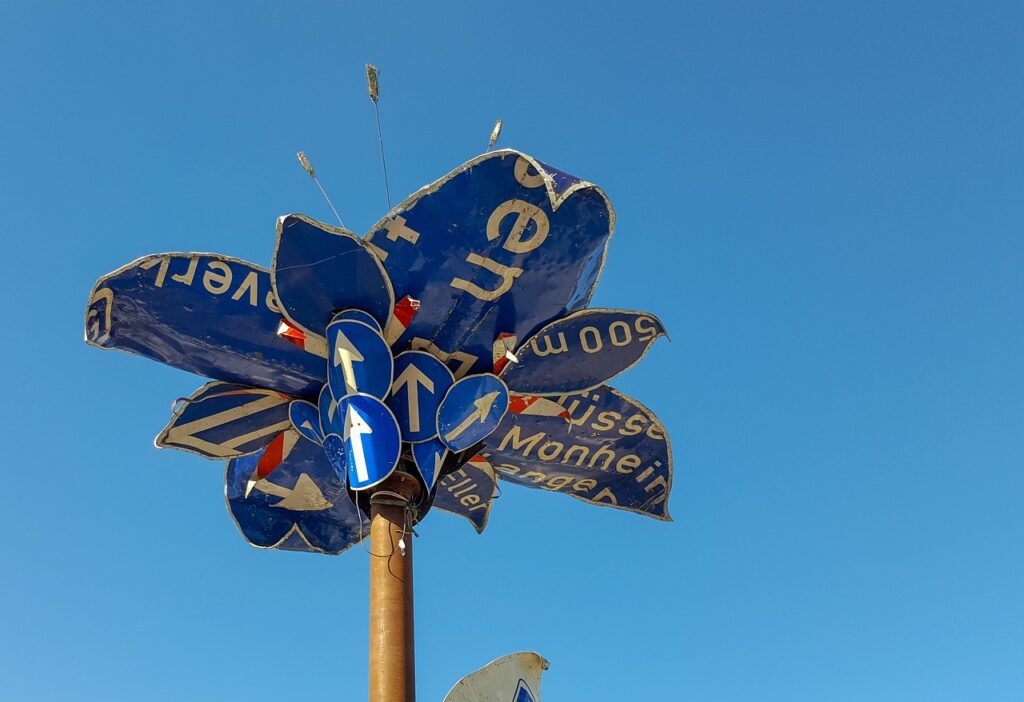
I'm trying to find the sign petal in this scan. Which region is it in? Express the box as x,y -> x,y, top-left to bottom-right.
501,309 -> 667,395
433,456 -> 498,533
156,382 -> 292,459
85,252 -> 324,396
443,651 -> 548,702
225,437 -> 368,554
365,150 -> 614,378
481,386 -> 672,520
271,214 -> 394,337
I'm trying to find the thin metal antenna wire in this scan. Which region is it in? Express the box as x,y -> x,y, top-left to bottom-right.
314,176 -> 346,228
373,100 -> 392,211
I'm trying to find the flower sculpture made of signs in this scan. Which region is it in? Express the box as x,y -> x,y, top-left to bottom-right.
84,150 -> 673,555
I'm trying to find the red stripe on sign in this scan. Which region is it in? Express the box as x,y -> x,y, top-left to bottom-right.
256,432 -> 287,479
276,319 -> 307,350
393,296 -> 421,327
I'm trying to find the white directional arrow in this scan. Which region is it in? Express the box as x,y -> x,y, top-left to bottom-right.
344,404 -> 373,484
391,363 -> 435,433
251,473 -> 334,511
444,391 -> 501,443
333,329 -> 365,395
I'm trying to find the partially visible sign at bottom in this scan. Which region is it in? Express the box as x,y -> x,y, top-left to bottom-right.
443,651 -> 548,702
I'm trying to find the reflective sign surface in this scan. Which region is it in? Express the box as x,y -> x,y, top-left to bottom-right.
483,386 -> 672,520
366,150 -> 613,379
226,436 -> 367,554
437,374 -> 510,452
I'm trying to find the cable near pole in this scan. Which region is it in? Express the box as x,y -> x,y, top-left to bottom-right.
368,472 -> 421,702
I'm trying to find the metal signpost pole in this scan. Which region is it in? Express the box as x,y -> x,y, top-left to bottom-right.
368,472 -> 421,702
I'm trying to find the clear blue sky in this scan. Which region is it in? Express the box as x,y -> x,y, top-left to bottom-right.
2,2 -> 1022,700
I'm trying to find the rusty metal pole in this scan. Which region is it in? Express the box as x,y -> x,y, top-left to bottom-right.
369,472 -> 421,702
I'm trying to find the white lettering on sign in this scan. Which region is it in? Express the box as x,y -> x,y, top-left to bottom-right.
135,255 -> 280,315
527,316 -> 661,357
513,157 -> 545,188
486,200 -> 550,254
383,215 -> 420,245
450,253 -> 523,301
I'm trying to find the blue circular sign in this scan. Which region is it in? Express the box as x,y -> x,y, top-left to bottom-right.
436,373 -> 510,452
326,319 -> 393,401
387,350 -> 455,443
334,393 -> 402,491
331,308 -> 383,334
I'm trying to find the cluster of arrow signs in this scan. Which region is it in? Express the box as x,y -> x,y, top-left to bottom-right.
287,309 -> 511,493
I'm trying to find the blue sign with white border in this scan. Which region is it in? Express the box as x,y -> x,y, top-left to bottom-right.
336,393 -> 402,491
388,350 -> 455,443
326,318 -> 393,400
436,373 -> 510,452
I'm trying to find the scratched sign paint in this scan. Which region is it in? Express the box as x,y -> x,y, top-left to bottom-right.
85,148 -> 674,555
365,151 -> 614,379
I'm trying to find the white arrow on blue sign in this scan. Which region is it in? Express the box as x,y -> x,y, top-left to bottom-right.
336,393 -> 402,491
387,350 -> 455,443
289,399 -> 324,446
326,318 -> 393,400
411,438 -> 448,492
436,373 -> 510,452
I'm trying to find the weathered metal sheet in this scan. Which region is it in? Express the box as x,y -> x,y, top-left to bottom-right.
156,382 -> 292,459
411,438 -> 447,492
336,393 -> 402,490
326,318 -> 393,400
433,456 -> 498,533
437,374 -> 510,452
225,436 -> 367,554
365,150 -> 614,378
271,214 -> 394,336
388,350 -> 454,443
288,399 -> 323,445
501,309 -> 666,395
85,253 -> 324,396
443,651 -> 548,702
482,387 -> 672,520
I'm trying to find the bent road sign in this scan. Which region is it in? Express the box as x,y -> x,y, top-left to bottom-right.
336,393 -> 401,490
437,373 -> 510,452
411,438 -> 447,492
388,350 -> 455,443
326,318 -> 393,400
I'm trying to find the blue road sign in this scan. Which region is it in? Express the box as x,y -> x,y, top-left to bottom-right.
156,381 -> 291,459
433,457 -> 496,533
482,386 -> 672,520
271,214 -> 394,335
436,373 -> 510,452
322,433 -> 347,478
85,253 -> 324,396
336,393 -> 402,491
226,436 -> 367,554
332,308 -> 383,334
411,438 -> 447,492
501,308 -> 667,395
365,150 -> 613,378
289,399 -> 324,446
388,351 -> 454,443
318,385 -> 343,436
326,318 -> 393,400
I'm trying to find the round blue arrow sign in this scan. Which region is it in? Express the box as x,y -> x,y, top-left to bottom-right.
387,350 -> 455,443
436,373 -> 510,452
326,319 -> 393,401
289,399 -> 324,446
334,393 -> 401,491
